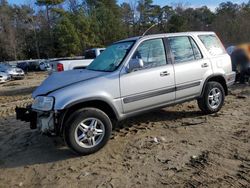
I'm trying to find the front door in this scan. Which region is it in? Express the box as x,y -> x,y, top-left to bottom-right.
120,38 -> 175,113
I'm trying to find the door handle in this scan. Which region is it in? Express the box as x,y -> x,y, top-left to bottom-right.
201,63 -> 209,68
160,71 -> 170,76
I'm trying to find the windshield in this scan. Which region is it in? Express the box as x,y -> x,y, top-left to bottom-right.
87,41 -> 134,72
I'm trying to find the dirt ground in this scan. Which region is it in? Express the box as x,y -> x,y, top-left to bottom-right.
0,72 -> 249,188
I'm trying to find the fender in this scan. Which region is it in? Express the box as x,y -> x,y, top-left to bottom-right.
200,74 -> 228,97
64,96 -> 122,120
55,97 -> 122,135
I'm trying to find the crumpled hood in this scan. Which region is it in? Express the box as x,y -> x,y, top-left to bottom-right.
32,69 -> 108,97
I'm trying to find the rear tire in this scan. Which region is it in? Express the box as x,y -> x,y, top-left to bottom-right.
198,81 -> 225,114
64,108 -> 112,155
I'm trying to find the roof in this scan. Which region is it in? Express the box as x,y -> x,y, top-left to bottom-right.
117,31 -> 216,43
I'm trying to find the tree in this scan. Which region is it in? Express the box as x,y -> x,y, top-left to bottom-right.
1,0 -> 250,61
167,14 -> 187,32
212,2 -> 241,45
54,15 -> 81,56
36,0 -> 64,29
121,2 -> 134,36
35,0 -> 64,58
84,0 -> 126,45
137,0 -> 153,34
70,8 -> 100,49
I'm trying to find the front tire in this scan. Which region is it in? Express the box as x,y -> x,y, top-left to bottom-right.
198,81 -> 225,114
64,108 -> 112,155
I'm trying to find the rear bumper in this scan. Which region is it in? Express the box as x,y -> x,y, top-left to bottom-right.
15,106 -> 37,129
225,71 -> 236,87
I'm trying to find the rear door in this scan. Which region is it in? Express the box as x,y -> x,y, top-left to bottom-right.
167,36 -> 212,99
198,34 -> 232,74
120,38 -> 175,113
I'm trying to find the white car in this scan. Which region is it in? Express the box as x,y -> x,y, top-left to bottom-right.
49,48 -> 105,73
0,64 -> 25,80
0,72 -> 11,83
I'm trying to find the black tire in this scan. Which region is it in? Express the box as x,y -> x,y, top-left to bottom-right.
64,108 -> 112,155
197,81 -> 225,114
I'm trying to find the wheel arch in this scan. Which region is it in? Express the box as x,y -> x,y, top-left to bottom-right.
200,74 -> 228,97
58,99 -> 120,135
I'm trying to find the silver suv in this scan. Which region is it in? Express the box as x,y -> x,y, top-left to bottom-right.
16,32 -> 235,155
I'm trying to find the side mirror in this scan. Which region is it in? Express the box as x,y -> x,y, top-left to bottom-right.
127,58 -> 144,72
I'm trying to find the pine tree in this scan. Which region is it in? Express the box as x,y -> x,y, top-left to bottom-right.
54,15 -> 81,57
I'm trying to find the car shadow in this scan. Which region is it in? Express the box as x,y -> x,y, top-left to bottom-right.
0,133 -> 77,169
0,108 -> 205,169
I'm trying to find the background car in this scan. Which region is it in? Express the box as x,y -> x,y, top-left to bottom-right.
39,60 -> 52,71
0,72 -> 11,83
0,64 -> 25,80
49,48 -> 105,74
17,61 -> 29,73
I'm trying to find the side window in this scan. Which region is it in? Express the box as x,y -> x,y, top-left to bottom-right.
198,34 -> 226,56
132,38 -> 167,69
168,36 -> 195,63
84,50 -> 96,59
190,38 -> 202,60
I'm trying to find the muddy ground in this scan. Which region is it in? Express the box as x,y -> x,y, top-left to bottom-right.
0,72 -> 249,188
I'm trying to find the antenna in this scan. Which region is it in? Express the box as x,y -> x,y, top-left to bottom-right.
142,23 -> 157,37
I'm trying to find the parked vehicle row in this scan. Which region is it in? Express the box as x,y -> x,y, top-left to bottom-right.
0,64 -> 25,83
1,48 -> 104,76
17,60 -> 52,72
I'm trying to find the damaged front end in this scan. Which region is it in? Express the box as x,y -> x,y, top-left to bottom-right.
15,97 -> 61,136
16,105 -> 63,136
16,106 -> 37,129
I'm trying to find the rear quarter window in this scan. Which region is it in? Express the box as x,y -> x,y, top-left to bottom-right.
198,34 -> 226,56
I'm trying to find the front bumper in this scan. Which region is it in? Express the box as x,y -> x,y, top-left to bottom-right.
0,79 -> 7,83
0,76 -> 10,83
16,106 -> 64,136
15,106 -> 37,129
11,74 -> 25,79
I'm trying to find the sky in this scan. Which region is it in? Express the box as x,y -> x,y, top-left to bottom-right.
118,0 -> 249,11
7,0 -> 250,11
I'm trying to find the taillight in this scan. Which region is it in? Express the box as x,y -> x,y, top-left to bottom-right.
57,63 -> 64,72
